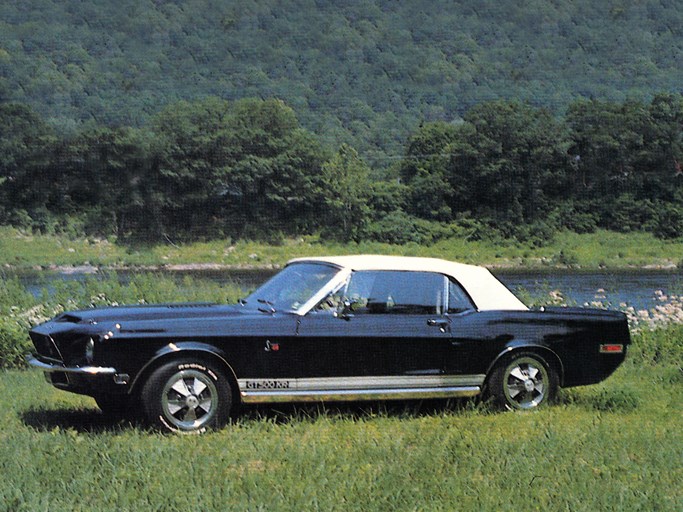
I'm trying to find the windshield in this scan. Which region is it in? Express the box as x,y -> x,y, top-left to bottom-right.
244,262 -> 340,312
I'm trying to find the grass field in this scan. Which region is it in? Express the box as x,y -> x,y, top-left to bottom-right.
0,358 -> 680,511
0,237 -> 680,510
1,226 -> 682,270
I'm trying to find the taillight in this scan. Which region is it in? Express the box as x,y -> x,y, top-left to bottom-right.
599,344 -> 624,354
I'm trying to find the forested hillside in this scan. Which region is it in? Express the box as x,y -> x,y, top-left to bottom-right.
1,1 -> 682,245
1,0 -> 681,160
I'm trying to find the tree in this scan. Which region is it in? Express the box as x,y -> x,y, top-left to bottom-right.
150,97 -> 327,240
566,99 -> 649,200
641,94 -> 683,201
400,122 -> 459,221
457,101 -> 569,224
63,126 -> 157,238
320,144 -> 372,241
0,103 -> 56,226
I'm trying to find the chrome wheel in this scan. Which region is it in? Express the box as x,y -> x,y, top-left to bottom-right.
161,369 -> 218,430
487,353 -> 557,410
502,356 -> 550,409
142,359 -> 232,433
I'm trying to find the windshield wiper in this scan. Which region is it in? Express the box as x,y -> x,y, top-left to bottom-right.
257,298 -> 276,313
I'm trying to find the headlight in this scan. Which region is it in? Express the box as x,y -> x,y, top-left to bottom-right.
85,338 -> 95,363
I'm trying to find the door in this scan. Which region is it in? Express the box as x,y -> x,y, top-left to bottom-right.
294,270 -> 462,393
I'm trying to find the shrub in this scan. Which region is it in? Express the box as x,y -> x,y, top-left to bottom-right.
653,203 -> 683,240
549,201 -> 600,234
0,318 -> 31,369
629,325 -> 683,367
362,211 -> 455,245
554,250 -> 579,266
600,195 -> 658,233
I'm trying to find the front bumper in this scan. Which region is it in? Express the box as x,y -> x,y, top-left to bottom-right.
27,354 -> 128,394
27,354 -> 117,376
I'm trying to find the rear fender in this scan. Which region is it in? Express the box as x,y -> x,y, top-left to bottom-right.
486,342 -> 565,387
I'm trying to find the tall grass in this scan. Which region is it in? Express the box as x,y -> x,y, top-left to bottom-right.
0,365 -> 680,511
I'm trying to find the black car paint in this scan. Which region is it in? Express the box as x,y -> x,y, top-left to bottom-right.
29,301 -> 629,400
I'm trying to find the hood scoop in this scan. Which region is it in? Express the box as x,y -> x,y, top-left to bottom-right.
56,313 -> 85,324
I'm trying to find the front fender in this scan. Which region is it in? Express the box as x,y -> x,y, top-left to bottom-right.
129,341 -> 238,394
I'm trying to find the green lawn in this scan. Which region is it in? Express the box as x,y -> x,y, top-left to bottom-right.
1,226 -> 681,270
1,360 -> 680,511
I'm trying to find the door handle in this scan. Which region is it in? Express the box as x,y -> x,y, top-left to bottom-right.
427,319 -> 450,332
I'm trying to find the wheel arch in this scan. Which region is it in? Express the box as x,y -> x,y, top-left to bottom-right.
129,342 -> 241,406
485,343 -> 565,388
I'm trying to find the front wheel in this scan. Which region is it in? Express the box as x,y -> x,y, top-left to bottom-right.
141,359 -> 232,433
488,353 -> 557,410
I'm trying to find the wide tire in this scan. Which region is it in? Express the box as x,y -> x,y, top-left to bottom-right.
141,358 -> 232,433
488,353 -> 558,410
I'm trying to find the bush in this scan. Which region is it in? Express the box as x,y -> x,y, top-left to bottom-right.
494,219 -> 557,247
554,250 -> 579,266
362,211 -> 460,245
653,203 -> 683,240
0,318 -> 32,369
556,202 -> 599,234
629,325 -> 683,367
600,195 -> 658,233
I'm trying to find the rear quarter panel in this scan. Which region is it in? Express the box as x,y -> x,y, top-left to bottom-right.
450,308 -> 630,387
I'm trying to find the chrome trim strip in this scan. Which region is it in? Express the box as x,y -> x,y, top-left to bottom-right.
26,355 -> 117,376
296,374 -> 485,390
241,386 -> 481,404
238,374 -> 486,403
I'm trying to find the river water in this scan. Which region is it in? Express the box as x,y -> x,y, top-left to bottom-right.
10,268 -> 683,312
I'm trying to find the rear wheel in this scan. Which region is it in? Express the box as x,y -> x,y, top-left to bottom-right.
141,358 -> 232,433
488,353 -> 557,410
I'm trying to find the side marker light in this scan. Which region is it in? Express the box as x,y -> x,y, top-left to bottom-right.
599,344 -> 624,354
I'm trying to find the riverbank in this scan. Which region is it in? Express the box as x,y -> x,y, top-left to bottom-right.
1,226 -> 681,271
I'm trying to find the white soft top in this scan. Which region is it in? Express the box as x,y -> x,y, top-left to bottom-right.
288,255 -> 528,311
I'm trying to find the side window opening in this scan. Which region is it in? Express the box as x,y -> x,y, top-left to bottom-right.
343,271 -> 446,315
448,278 -> 475,313
313,281 -> 347,313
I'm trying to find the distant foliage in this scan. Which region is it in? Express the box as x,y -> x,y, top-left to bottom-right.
399,95 -> 683,243
0,0 -> 682,158
2,1 -> 682,243
1,95 -> 682,243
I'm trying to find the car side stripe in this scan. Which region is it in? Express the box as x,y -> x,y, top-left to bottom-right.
238,374 -> 485,403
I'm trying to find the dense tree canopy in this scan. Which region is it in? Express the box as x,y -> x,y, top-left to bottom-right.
1,0 -> 681,162
1,96 -> 681,243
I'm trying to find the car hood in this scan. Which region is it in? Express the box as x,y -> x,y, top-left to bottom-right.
52,302 -> 250,326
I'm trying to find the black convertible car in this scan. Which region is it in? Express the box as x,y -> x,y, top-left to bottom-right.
28,255 -> 630,433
